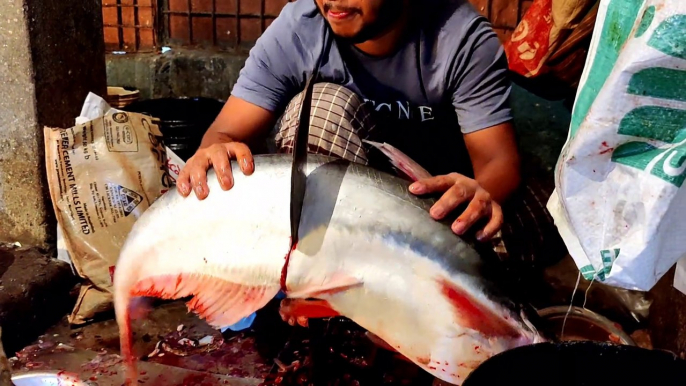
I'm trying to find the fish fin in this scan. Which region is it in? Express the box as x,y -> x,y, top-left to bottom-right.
279,299 -> 340,320
131,274 -> 280,329
436,277 -> 522,339
363,140 -> 432,181
285,272 -> 362,298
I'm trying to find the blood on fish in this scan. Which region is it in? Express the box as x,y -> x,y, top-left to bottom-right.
120,311 -> 137,385
280,237 -> 296,291
280,299 -> 340,319
437,277 -> 521,338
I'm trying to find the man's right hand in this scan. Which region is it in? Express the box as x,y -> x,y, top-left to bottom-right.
176,141 -> 255,200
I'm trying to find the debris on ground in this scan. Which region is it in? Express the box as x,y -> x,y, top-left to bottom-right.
261,317 -> 433,386
146,323 -> 224,358
146,335 -> 223,358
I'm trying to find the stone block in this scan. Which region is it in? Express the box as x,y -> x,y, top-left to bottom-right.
0,0 -> 107,247
0,245 -> 77,355
105,49 -> 247,101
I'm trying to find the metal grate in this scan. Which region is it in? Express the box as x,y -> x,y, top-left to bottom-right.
160,0 -> 292,51
103,0 -> 158,52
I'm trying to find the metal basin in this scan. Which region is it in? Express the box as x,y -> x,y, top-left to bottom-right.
11,371 -> 89,386
537,305 -> 635,345
462,341 -> 686,386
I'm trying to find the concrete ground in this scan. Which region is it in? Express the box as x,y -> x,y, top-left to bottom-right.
9,300 -> 275,382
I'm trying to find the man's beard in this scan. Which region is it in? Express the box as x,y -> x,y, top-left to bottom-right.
318,0 -> 406,44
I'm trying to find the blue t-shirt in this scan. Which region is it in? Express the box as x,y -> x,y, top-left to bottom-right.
231,0 -> 513,176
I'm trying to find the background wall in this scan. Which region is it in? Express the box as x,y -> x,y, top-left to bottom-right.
104,0 -> 570,169
101,0 -> 532,53
104,0 -> 535,102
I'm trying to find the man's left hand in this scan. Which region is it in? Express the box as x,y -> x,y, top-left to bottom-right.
409,173 -> 503,242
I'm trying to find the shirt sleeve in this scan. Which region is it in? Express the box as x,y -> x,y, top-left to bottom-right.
230,4 -> 311,114
448,17 -> 513,134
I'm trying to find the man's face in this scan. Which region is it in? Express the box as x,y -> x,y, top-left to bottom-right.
315,0 -> 406,43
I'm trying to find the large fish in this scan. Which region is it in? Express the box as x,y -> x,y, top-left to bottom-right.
114,153 -> 545,385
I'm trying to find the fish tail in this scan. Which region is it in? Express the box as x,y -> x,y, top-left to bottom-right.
127,273 -> 281,329
116,291 -> 139,385
363,140 -> 432,181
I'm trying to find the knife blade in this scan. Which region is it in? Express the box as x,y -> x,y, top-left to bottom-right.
289,74 -> 316,248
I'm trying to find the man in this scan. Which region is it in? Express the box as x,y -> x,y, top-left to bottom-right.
176,0 -> 523,327
177,0 -> 520,242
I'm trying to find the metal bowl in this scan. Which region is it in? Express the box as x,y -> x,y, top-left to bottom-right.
11,371 -> 90,386
537,305 -> 636,345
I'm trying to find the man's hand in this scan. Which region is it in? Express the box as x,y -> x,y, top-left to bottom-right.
175,96 -> 276,200
176,142 -> 255,200
409,173 -> 503,242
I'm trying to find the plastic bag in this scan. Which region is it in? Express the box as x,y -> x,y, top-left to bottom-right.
505,0 -> 597,79
548,0 -> 686,292
44,103 -> 172,324
540,255 -> 652,329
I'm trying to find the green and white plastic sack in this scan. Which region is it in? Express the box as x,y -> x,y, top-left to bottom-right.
547,0 -> 686,292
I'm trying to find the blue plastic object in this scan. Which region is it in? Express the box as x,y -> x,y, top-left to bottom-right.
221,312 -> 256,332
220,291 -> 287,332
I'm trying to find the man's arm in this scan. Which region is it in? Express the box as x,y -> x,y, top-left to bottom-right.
409,14 -> 519,241
198,96 -> 277,150
174,97 -> 275,199
463,121 -> 520,204
177,2 -> 308,199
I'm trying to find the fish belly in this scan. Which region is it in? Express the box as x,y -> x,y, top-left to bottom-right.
286,225 -> 533,385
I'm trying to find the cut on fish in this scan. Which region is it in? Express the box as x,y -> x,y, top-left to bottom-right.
114,153 -> 545,385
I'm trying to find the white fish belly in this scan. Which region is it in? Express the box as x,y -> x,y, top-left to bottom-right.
114,161 -> 293,311
287,226 -> 522,385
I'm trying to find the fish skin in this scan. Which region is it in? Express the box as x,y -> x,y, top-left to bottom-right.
114,153 -> 544,385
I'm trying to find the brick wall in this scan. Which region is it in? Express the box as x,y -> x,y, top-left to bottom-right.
103,0 -> 157,52
102,0 -> 527,53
